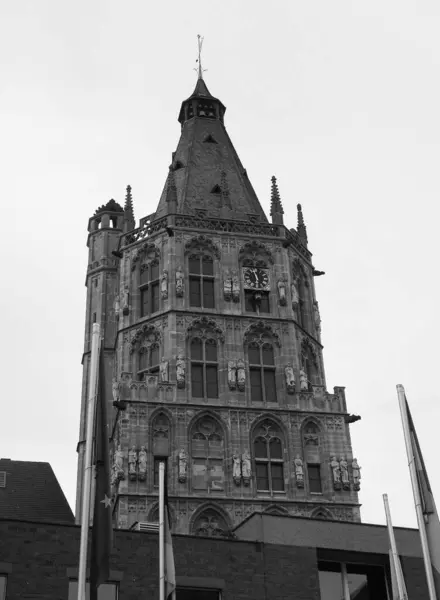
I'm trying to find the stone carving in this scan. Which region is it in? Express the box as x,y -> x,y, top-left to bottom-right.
236,359 -> 245,392
176,354 -> 186,389
112,378 -> 120,403
112,445 -> 125,483
223,270 -> 232,301
178,448 -> 188,483
242,451 -> 251,485
284,364 -> 295,394
114,294 -> 120,320
314,301 -> 321,333
330,456 -> 341,490
299,367 -> 309,391
227,360 -> 237,390
176,265 -> 184,297
294,455 -> 304,488
122,286 -> 129,315
161,270 -> 168,299
352,458 -> 361,491
128,446 -> 137,481
138,446 -> 147,481
231,270 -> 240,302
340,457 -> 350,490
233,454 -> 242,485
291,280 -> 299,314
160,357 -> 169,383
277,278 -> 287,306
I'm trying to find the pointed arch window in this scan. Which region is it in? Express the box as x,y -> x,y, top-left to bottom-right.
253,421 -> 285,493
302,422 -> 322,494
189,254 -> 215,309
140,259 -> 160,317
152,412 -> 170,485
191,417 -> 225,492
138,342 -> 160,379
193,508 -> 228,537
249,343 -> 276,403
191,338 -> 218,399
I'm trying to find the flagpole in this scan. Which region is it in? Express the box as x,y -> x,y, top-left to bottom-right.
77,323 -> 101,600
159,461 -> 165,600
397,384 -> 438,600
383,493 -> 407,600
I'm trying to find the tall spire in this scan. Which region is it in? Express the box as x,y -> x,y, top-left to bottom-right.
270,176 -> 284,225
123,185 -> 135,232
297,203 -> 308,244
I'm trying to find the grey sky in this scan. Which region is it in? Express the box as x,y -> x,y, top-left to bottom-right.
2,0 -> 439,528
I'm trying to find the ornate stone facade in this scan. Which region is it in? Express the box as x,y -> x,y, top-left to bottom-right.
75,75 -> 361,534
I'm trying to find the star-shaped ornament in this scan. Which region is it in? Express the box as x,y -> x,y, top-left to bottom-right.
100,494 -> 112,508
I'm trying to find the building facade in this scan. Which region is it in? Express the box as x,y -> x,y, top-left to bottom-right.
76,75 -> 362,533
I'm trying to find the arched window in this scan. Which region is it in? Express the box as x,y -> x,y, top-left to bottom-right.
138,342 -> 159,378
249,342 -> 276,403
253,420 -> 285,493
140,259 -> 160,317
191,417 -> 225,492
152,412 -> 170,485
292,260 -> 311,330
302,421 -> 322,494
191,338 -> 218,399
301,339 -> 319,389
189,254 -> 215,308
193,508 -> 228,537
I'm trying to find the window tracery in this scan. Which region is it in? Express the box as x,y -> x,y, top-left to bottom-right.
152,412 -> 170,465
253,420 -> 285,493
302,420 -> 322,494
192,508 -> 228,537
191,416 -> 225,492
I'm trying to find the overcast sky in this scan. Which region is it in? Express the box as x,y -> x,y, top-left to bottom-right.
1,0 -> 439,529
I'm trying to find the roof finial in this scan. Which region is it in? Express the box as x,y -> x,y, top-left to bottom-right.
270,175 -> 284,225
297,203 -> 308,244
194,34 -> 206,80
123,185 -> 135,232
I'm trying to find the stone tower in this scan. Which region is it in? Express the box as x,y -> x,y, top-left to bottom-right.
76,75 -> 362,533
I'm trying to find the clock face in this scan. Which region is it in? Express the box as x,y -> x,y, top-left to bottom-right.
243,267 -> 270,290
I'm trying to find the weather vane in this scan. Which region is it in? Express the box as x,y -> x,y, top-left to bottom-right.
194,34 -> 207,79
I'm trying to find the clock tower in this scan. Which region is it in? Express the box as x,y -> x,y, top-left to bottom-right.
76,73 -> 362,534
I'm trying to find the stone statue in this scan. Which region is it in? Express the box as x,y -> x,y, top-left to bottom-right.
242,450 -> 251,485
176,353 -> 186,389
113,444 -> 125,481
223,270 -> 232,301
330,456 -> 341,489
131,247 -> 139,265
227,360 -> 237,390
352,458 -> 361,490
277,278 -> 287,306
340,457 -> 350,489
294,455 -> 304,488
178,448 -> 188,483
160,357 -> 169,383
128,446 -> 137,480
284,364 -> 295,394
138,446 -> 147,481
112,377 -> 120,403
231,270 -> 240,302
176,265 -> 184,297
114,294 -> 120,320
122,286 -> 129,315
314,301 -> 321,333
291,280 -> 299,310
161,270 -> 168,299
236,358 -> 245,392
299,367 -> 308,391
233,454 -> 242,485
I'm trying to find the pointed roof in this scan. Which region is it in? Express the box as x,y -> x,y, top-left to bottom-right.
297,203 -> 308,244
270,176 -> 284,224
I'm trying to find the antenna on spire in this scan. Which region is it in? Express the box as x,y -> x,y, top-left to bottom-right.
194,34 -> 207,79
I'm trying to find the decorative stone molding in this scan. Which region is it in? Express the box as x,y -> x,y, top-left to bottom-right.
243,320 -> 281,347
184,235 -> 221,259
187,316 -> 225,343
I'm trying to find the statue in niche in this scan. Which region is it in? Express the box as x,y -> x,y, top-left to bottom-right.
284,364 -> 296,394
227,360 -> 237,390
236,359 -> 245,392
122,286 -> 129,315
352,458 -> 361,491
291,279 -> 299,314
178,448 -> 188,483
299,367 -> 309,391
176,354 -> 186,389
277,278 -> 287,306
294,455 -> 304,488
330,456 -> 341,490
223,269 -> 232,301
112,378 -> 120,403
176,265 -> 184,297
231,270 -> 240,302
160,357 -> 169,383
128,446 -> 137,480
113,444 -> 125,482
161,270 -> 168,299
138,446 -> 147,481
242,450 -> 251,485
340,457 -> 350,490
114,294 -> 120,320
314,301 -> 321,333
233,454 -> 242,485
131,247 -> 139,263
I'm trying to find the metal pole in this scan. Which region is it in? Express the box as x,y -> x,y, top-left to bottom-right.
159,461 -> 165,600
397,384 -> 438,600
77,323 -> 101,600
383,493 -> 407,599
341,562 -> 350,600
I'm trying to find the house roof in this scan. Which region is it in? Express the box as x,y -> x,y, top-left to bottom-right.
0,459 -> 74,524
